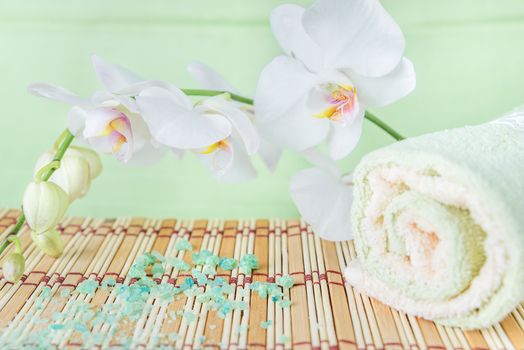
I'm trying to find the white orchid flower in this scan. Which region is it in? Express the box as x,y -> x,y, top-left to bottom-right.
289,149 -> 353,241
255,0 -> 416,160
136,83 -> 259,183
29,55 -> 166,165
187,61 -> 282,171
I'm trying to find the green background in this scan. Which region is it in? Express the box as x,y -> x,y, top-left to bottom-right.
1,0 -> 523,218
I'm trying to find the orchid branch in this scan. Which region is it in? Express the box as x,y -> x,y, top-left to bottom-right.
364,111 -> 405,141
182,88 -> 254,105
0,130 -> 75,257
182,88 -> 405,141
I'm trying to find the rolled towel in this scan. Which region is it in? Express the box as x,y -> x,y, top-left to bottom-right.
346,106 -> 524,329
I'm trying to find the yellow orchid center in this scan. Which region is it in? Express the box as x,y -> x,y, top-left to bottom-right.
314,83 -> 357,123
200,139 -> 230,154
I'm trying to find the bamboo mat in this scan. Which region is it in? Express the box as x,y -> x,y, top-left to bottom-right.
0,209 -> 523,350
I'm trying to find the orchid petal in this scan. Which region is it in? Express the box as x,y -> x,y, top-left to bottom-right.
198,141 -> 234,175
88,134 -> 132,162
270,4 -> 323,72
347,58 -> 416,107
67,106 -> 88,135
136,87 -> 232,149
254,56 -> 317,123
124,141 -> 167,166
327,112 -> 364,160
171,148 -> 185,160
257,94 -> 330,151
126,111 -> 153,151
200,138 -> 257,184
187,62 -> 238,93
302,0 -> 405,77
258,137 -> 282,172
200,95 -> 259,155
290,167 -> 353,241
82,108 -> 123,138
28,83 -> 86,106
300,147 -> 340,177
91,55 -> 143,93
116,81 -> 192,110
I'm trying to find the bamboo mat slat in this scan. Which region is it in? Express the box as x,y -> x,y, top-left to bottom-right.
0,209 -> 522,350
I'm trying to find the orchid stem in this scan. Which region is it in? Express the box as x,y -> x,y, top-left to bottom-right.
0,129 -> 75,258
182,89 -> 254,105
183,88 -> 405,141
364,111 -> 405,141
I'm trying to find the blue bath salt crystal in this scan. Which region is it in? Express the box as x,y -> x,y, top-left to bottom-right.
41,286 -> 51,299
250,281 -> 283,300
50,324 -> 65,331
181,277 -> 195,290
213,277 -> 226,286
239,254 -> 259,274
137,276 -> 156,289
157,284 -> 176,303
280,335 -> 291,343
276,275 -> 295,289
218,257 -> 238,270
166,257 -> 190,271
192,269 -> 208,285
74,322 -> 88,333
260,320 -> 273,329
202,265 -> 216,276
52,312 -> 63,321
175,238 -> 192,251
185,285 -> 203,297
81,310 -> 95,322
122,302 -> 144,320
249,282 -> 267,297
92,312 -> 106,326
232,324 -> 248,336
277,299 -> 292,308
183,311 -> 197,323
192,250 -> 213,265
102,277 -> 117,290
135,252 -> 157,266
218,302 -> 232,318
152,251 -> 166,262
205,255 -> 220,267
76,279 -> 99,294
152,263 -> 165,278
235,301 -> 248,310
128,264 -> 146,279
221,284 -> 234,295
60,288 -> 71,298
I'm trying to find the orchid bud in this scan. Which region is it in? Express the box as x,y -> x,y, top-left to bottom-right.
3,236 -> 25,283
3,253 -> 25,283
67,146 -> 103,179
31,230 -> 64,258
23,181 -> 68,233
35,151 -> 91,201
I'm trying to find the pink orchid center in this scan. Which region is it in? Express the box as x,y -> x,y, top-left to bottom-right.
99,109 -> 132,153
314,83 -> 357,124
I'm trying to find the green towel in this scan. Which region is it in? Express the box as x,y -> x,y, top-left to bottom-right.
346,106 -> 524,329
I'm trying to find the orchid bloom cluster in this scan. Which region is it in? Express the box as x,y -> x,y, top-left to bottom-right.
2,0 -> 415,282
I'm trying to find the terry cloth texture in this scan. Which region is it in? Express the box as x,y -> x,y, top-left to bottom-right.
346,106 -> 524,329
